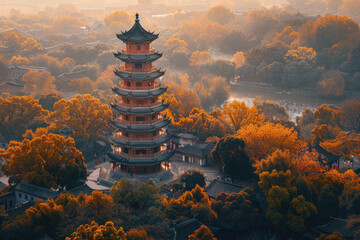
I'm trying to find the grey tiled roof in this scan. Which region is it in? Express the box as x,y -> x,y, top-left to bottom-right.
111,103 -> 169,114
116,15 -> 158,43
114,69 -> 165,80
15,181 -> 59,200
205,179 -> 244,198
107,151 -> 174,165
175,143 -> 216,158
114,52 -> 162,62
108,134 -> 172,147
112,86 -> 167,98
110,119 -> 170,132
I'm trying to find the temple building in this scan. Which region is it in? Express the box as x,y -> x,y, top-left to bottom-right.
107,13 -> 174,178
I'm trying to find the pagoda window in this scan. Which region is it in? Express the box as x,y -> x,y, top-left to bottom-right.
137,45 -> 141,51
124,147 -> 128,154
136,149 -> 147,155
136,82 -> 142,87
135,63 -> 142,69
125,132 -> 129,137
152,114 -> 155,120
125,98 -> 130,104
126,81 -> 130,86
150,98 -> 155,103
137,100 -> 144,105
160,144 -> 167,151
136,116 -> 145,122
125,115 -> 129,120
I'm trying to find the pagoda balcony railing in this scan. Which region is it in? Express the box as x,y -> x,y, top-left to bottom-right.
113,133 -> 166,141
116,116 -> 164,125
120,66 -> 157,73
121,48 -> 156,54
113,149 -> 168,159
117,99 -> 163,107
119,82 -> 161,90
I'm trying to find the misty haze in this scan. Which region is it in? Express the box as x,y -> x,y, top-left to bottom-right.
0,0 -> 359,240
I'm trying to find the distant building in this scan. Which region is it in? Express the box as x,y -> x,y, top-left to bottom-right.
173,142 -> 216,166
205,179 -> 244,199
304,217 -> 353,240
170,218 -> 203,240
0,81 -> 24,95
310,144 -> 341,167
0,181 -> 59,211
7,65 -> 46,81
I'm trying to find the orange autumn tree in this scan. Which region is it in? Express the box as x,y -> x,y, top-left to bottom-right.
162,185 -> 217,224
68,77 -> 94,94
0,95 -> 48,141
22,70 -> 56,97
237,122 -> 305,161
189,51 -> 212,66
9,55 -> 30,65
0,133 -> 87,189
321,132 -> 360,159
25,199 -> 63,238
174,108 -> 230,140
223,100 -> 264,132
20,37 -> 43,55
189,225 -> 217,240
254,150 -> 325,177
46,94 -> 112,145
66,221 -> 126,240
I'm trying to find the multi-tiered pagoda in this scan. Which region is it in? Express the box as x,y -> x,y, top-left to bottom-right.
107,13 -> 174,178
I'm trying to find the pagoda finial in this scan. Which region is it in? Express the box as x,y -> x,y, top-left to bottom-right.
135,13 -> 139,22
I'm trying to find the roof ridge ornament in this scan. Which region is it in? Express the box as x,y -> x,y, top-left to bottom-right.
135,13 -> 139,22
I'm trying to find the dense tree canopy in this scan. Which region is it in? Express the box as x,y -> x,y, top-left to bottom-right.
47,94 -> 112,145
0,133 -> 86,189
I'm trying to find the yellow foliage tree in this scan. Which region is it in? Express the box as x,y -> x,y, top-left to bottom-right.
68,77 -> 94,94
20,37 -> 43,55
237,122 -> 305,161
0,133 -> 86,189
284,46 -> 317,64
223,100 -> 264,132
189,51 -> 212,66
22,70 -> 56,97
46,94 -> 113,144
0,95 -> 48,141
66,221 -> 126,240
231,51 -> 246,68
9,55 -> 30,65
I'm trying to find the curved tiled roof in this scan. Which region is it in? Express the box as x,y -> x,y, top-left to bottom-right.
108,134 -> 171,148
114,52 -> 162,62
114,69 -> 165,81
111,103 -> 169,114
107,151 -> 174,165
111,86 -> 167,98
116,14 -> 158,43
110,119 -> 170,132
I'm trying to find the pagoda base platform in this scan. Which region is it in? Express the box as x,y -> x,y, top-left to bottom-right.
97,161 -> 174,185
109,167 -> 174,183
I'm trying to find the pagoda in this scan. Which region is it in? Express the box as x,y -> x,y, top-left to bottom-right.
107,13 -> 174,178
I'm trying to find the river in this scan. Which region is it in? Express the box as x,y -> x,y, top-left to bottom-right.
228,83 -> 359,122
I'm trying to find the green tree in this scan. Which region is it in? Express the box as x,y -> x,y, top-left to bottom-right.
258,170 -> 317,234
212,136 -> 253,181
180,169 -> 206,191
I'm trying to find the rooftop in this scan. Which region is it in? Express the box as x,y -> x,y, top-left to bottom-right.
175,142 -> 216,158
117,13 -> 159,43
205,179 -> 244,198
15,181 -> 59,200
